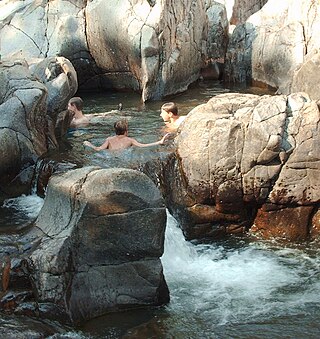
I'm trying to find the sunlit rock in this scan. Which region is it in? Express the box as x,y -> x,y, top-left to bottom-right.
0,0 -> 230,100
163,92 -> 320,242
0,57 -> 77,199
225,0 -> 320,99
29,166 -> 169,324
291,50 -> 320,101
0,60 -> 47,198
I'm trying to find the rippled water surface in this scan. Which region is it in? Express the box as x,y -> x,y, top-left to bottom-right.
1,81 -> 319,338
73,213 -> 320,339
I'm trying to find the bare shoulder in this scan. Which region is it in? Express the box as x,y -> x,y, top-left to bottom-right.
71,116 -> 90,128
107,135 -> 119,142
126,136 -> 137,145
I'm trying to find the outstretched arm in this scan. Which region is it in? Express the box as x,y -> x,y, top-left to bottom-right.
83,138 -> 110,151
130,133 -> 170,148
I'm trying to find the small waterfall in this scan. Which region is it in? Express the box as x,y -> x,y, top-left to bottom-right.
31,158 -> 56,197
161,211 -> 320,336
31,158 -> 77,197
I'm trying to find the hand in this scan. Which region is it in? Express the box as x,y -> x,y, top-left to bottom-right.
159,133 -> 171,144
83,141 -> 91,147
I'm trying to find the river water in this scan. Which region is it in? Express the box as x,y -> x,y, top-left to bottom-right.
1,81 -> 320,338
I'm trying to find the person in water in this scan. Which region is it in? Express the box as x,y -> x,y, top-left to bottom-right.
160,102 -> 186,130
68,97 -> 90,128
83,118 -> 170,151
68,97 -> 122,128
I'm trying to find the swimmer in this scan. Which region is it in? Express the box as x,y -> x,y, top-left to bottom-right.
83,118 -> 170,151
160,102 -> 186,131
68,97 -> 121,128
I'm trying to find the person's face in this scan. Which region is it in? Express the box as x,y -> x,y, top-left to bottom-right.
68,102 -> 76,112
160,108 -> 171,122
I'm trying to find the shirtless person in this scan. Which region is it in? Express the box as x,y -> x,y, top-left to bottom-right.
68,96 -> 119,128
68,97 -> 90,128
160,102 -> 186,131
83,118 -> 169,151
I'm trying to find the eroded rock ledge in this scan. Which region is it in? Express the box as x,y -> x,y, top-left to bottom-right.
155,92 -> 320,242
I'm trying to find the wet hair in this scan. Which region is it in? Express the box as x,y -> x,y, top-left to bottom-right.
68,97 -> 83,110
161,102 -> 178,116
114,119 -> 128,135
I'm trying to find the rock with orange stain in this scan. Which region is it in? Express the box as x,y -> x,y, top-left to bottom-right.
310,208 -> 320,240
251,205 -> 313,242
166,91 -> 320,241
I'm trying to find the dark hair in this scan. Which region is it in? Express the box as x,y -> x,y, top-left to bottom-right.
68,97 -> 83,110
114,119 -> 128,135
161,102 -> 178,115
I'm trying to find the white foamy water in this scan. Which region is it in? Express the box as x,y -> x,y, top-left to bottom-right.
161,212 -> 320,330
2,194 -> 44,220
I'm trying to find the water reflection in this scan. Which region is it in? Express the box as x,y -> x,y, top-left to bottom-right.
0,194 -> 44,234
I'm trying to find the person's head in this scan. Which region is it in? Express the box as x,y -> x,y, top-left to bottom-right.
160,102 -> 178,122
68,97 -> 83,112
114,119 -> 128,135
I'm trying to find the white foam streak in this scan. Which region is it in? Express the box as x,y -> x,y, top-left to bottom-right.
3,194 -> 44,219
161,212 -> 320,325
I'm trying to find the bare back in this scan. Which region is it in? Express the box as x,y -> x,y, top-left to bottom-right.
106,135 -> 134,150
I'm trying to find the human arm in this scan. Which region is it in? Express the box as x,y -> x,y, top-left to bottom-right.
83,138 -> 110,151
130,133 -> 170,148
85,112 -> 112,119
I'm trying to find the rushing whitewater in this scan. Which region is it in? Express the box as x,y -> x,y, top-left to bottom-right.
161,212 -> 320,338
1,182 -> 319,338
3,194 -> 44,219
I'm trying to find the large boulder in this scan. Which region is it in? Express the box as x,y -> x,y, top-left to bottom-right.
161,92 -> 320,242
0,57 -> 77,199
0,0 -> 92,85
0,0 -> 229,101
31,56 -> 77,116
29,166 -> 169,324
0,60 -> 47,198
31,56 -> 78,144
225,0 -> 320,99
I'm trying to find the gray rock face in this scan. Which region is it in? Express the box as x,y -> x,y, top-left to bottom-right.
31,56 -> 78,116
29,167 -> 169,324
162,92 -> 320,241
0,57 -> 77,199
225,0 -> 320,100
230,0 -> 268,25
0,0 -> 229,101
0,60 -> 47,198
291,50 -> 320,101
